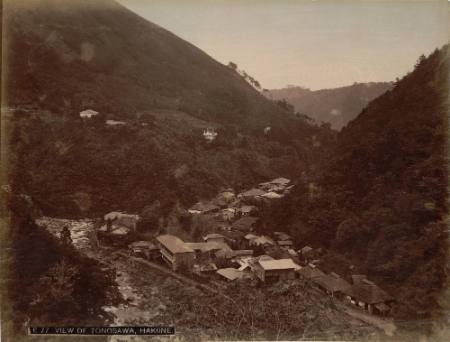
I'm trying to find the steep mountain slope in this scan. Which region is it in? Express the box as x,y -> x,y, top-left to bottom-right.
4,0 -> 286,129
325,48 -> 449,321
4,0 -> 334,218
268,46 -> 448,320
267,82 -> 392,129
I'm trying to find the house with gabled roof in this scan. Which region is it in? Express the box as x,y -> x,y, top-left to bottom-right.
103,211 -> 139,232
271,177 -> 290,185
297,264 -> 326,280
259,177 -> 291,193
312,272 -> 351,299
249,235 -> 276,248
216,268 -> 244,281
188,202 -> 220,215
79,109 -> 99,118
253,258 -> 299,283
203,233 -> 226,243
156,235 -> 195,271
238,188 -> 266,204
346,275 -> 394,315
262,191 -> 284,200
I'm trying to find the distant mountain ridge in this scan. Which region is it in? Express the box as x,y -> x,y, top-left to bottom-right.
266,82 -> 393,129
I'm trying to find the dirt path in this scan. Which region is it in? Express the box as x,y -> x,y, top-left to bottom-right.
345,307 -> 397,336
115,251 -> 231,299
37,217 -> 393,340
37,217 -> 216,340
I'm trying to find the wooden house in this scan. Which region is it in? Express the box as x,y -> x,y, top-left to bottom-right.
79,109 -> 99,119
238,188 -> 266,204
156,235 -> 195,271
103,211 -> 140,231
249,235 -> 276,248
216,268 -> 244,281
346,275 -> 394,315
203,233 -> 226,244
297,264 -> 326,281
128,241 -> 160,260
188,202 -> 220,215
312,272 -> 351,299
254,258 -> 299,283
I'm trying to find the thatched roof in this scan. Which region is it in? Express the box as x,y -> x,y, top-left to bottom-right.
347,277 -> 394,304
313,272 -> 351,294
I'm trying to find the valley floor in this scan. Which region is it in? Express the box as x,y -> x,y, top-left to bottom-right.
35,217 -> 397,341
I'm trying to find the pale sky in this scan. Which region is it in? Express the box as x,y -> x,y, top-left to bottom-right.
117,0 -> 449,90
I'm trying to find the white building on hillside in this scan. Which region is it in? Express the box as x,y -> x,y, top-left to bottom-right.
79,109 -> 99,119
203,128 -> 218,142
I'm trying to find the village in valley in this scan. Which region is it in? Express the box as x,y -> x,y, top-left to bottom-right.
4,0 -> 448,340
39,173 -> 395,326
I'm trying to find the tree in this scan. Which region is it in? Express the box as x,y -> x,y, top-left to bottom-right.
29,259 -> 79,321
415,54 -> 426,68
227,61 -> 238,71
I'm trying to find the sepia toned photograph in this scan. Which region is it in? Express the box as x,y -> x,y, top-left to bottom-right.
1,0 -> 449,341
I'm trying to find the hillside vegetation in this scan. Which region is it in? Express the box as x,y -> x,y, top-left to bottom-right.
262,47 -> 449,322
267,82 -> 392,129
1,191 -> 120,340
6,0 -> 294,131
4,0 -> 334,218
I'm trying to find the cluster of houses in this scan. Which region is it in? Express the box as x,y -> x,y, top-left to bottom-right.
141,231 -> 393,316
188,177 -> 293,216
99,177 -> 394,317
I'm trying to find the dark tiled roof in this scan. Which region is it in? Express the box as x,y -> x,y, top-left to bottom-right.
232,216 -> 258,231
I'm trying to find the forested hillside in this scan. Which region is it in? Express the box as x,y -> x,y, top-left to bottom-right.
1,189 -> 120,339
267,82 -> 392,129
262,46 -> 449,321
4,0 -> 335,218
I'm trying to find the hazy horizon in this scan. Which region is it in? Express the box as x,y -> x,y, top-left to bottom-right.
118,0 -> 449,90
